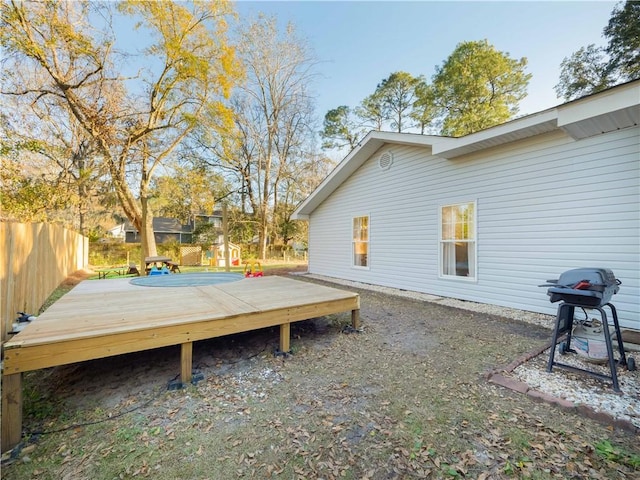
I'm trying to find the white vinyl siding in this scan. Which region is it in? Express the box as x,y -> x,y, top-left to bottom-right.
307,126 -> 639,330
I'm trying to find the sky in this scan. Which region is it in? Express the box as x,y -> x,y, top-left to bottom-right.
233,0 -> 617,120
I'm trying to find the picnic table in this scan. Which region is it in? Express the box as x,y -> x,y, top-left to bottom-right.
97,268 -> 125,280
144,256 -> 180,275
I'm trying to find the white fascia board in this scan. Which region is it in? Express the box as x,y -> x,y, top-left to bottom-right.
557,83 -> 640,139
558,82 -> 640,127
438,83 -> 639,155
432,109 -> 559,158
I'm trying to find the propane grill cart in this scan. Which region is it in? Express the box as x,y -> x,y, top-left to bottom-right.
541,268 -> 635,393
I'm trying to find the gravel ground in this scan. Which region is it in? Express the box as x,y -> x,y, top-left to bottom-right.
304,273 -> 640,431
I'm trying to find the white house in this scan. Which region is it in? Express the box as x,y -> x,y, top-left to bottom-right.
293,81 -> 640,330
107,223 -> 126,240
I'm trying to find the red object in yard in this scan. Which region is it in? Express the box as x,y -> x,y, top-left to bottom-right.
244,260 -> 263,278
232,258 -> 239,266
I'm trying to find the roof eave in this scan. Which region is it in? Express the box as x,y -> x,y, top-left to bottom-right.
557,82 -> 640,139
432,109 -> 559,159
292,80 -> 640,219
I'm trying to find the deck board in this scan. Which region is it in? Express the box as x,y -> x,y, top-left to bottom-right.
3,275 -> 359,371
2,274 -> 360,452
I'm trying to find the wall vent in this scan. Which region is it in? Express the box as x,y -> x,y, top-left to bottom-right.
378,151 -> 393,171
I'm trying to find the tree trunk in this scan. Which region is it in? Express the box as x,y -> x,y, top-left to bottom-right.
258,211 -> 268,261
139,180 -> 158,268
222,202 -> 230,272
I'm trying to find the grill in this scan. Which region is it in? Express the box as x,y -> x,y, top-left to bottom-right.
541,268 -> 635,392
544,267 -> 620,307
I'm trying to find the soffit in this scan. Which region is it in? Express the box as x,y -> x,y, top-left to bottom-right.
559,105 -> 640,139
432,113 -> 559,159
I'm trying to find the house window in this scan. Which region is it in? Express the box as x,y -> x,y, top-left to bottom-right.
440,202 -> 476,279
352,216 -> 369,267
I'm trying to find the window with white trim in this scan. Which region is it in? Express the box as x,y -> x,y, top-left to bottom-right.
440,202 -> 476,279
352,216 -> 369,267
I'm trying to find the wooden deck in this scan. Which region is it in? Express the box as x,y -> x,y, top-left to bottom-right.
1,275 -> 360,452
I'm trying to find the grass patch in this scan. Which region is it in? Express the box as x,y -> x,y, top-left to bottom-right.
595,440 -> 640,469
37,284 -> 75,314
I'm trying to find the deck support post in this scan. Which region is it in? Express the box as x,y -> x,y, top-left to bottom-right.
279,322 -> 291,353
181,342 -> 193,384
351,309 -> 360,330
2,373 -> 23,453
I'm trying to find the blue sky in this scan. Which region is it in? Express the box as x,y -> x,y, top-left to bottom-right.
234,1 -> 617,119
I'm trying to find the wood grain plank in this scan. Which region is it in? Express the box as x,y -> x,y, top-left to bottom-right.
2,275 -> 359,454
181,342 -> 193,384
3,277 -> 358,374
1,374 -> 22,450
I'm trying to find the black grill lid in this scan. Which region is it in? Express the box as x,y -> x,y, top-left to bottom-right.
540,268 -> 621,307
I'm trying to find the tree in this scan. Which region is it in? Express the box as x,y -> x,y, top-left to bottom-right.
355,91 -> 388,132
320,93 -> 386,153
150,164 -> 227,223
1,87 -> 109,234
0,0 -> 241,263
430,40 -> 531,136
555,45 -> 613,100
604,0 -> 640,81
0,152 -> 71,222
555,1 -> 639,100
374,71 -> 424,132
213,16 -> 318,260
0,112 -> 106,232
411,80 -> 438,134
273,151 -> 334,246
320,106 -> 364,151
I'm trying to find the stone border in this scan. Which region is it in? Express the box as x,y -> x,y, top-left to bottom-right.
485,342 -> 639,434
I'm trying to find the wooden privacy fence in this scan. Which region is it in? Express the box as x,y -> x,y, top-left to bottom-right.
0,222 -> 88,344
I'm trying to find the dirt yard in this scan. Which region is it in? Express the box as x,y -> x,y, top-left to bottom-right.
2,271 -> 639,479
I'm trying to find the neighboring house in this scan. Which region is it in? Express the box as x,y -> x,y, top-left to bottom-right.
107,223 -> 126,240
193,213 -> 224,245
293,81 -> 640,330
123,213 -> 223,244
124,217 -> 193,244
